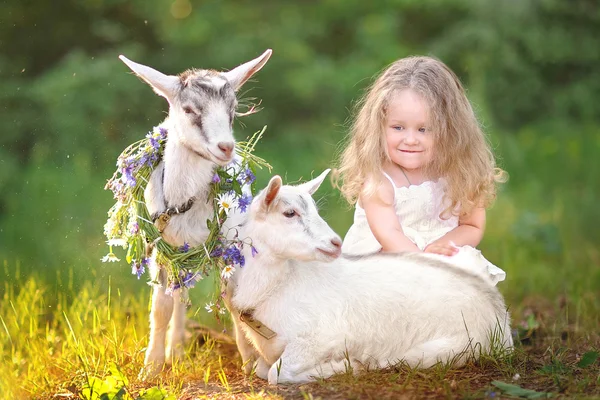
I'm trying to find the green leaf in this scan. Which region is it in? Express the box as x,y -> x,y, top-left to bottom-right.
126,243 -> 133,263
81,376 -> 108,400
577,351 -> 599,368
492,381 -> 553,399
137,386 -> 175,400
538,361 -> 569,375
232,179 -> 242,195
108,363 -> 129,386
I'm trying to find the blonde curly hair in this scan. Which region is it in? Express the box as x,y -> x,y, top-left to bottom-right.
333,56 -> 506,218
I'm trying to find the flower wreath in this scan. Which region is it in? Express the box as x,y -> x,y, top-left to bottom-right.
103,126 -> 270,315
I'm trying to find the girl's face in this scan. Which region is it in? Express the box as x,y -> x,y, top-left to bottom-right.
384,89 -> 434,173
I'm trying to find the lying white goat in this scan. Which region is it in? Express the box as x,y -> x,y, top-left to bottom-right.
119,49 -> 272,378
225,170 -> 513,384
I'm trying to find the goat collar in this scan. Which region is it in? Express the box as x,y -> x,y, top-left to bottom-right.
239,309 -> 277,340
150,165 -> 200,232
150,196 -> 197,233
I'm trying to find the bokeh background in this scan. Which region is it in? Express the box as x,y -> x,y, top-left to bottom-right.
1,0 -> 599,317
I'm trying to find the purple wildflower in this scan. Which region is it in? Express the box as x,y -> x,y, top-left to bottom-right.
251,245 -> 259,257
223,245 -> 245,267
237,168 -> 256,186
237,194 -> 252,213
149,136 -> 160,150
179,242 -> 190,252
146,129 -> 165,150
131,260 -> 146,279
140,152 -> 158,167
121,173 -> 136,188
210,246 -> 223,258
182,271 -> 200,288
121,158 -> 137,187
130,222 -> 139,235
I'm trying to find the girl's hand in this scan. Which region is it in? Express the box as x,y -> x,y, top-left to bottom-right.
424,240 -> 459,256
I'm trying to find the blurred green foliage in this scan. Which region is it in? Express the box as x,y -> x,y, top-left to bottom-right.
0,0 -> 599,297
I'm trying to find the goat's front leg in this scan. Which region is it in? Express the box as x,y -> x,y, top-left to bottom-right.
140,268 -> 173,379
165,288 -> 187,364
223,282 -> 260,375
231,313 -> 260,375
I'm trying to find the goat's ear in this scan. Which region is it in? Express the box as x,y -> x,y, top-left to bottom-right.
119,55 -> 180,103
222,49 -> 272,91
259,175 -> 282,211
296,169 -> 330,195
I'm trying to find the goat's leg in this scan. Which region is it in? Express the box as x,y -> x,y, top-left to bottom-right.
223,283 -> 260,375
266,342 -> 345,385
140,268 -> 173,379
267,355 -> 347,385
165,288 -> 187,364
231,316 -> 260,375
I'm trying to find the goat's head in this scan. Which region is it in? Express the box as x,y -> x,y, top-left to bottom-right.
119,49 -> 272,165
248,169 -> 342,263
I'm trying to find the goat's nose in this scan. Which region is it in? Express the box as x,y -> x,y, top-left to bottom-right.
331,237 -> 342,249
218,141 -> 234,157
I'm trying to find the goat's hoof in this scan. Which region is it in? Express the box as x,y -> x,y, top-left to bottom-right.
165,347 -> 184,366
242,361 -> 254,376
138,362 -> 164,381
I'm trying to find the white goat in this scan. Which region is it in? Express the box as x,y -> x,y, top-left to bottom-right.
119,49 -> 272,378
225,170 -> 513,384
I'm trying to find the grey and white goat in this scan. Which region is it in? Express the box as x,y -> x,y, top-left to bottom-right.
225,170 -> 513,384
119,49 -> 272,378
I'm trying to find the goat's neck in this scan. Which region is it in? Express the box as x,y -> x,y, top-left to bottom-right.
230,245 -> 290,312
161,125 -> 215,207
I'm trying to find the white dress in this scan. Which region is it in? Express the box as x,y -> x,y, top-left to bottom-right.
341,175 -> 506,285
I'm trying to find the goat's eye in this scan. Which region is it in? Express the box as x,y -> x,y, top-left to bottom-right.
283,210 -> 296,218
183,106 -> 196,115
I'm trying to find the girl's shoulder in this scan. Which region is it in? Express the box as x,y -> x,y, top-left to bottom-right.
358,173 -> 395,209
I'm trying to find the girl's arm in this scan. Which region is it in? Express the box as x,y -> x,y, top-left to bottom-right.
424,207 -> 486,256
361,179 -> 420,253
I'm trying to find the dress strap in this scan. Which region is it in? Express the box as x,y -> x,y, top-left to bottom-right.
381,171 -> 396,200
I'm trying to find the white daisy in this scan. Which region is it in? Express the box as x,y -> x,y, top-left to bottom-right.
217,192 -> 236,216
205,302 -> 215,313
101,252 -> 121,263
106,238 -> 127,248
220,265 -> 235,280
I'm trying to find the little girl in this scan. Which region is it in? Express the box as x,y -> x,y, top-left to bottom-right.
334,56 -> 507,285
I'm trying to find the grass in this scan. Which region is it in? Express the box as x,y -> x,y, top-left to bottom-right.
0,261 -> 598,399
